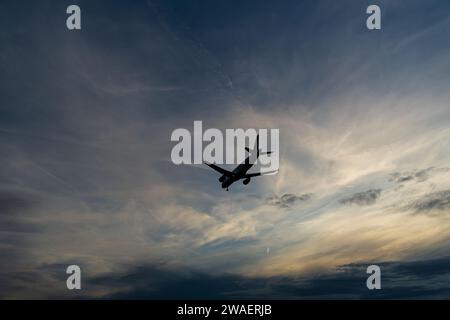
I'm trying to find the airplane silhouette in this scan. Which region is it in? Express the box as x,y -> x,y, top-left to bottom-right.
204,135 -> 277,191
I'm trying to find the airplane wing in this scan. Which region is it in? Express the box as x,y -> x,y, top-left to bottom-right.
244,170 -> 279,178
204,162 -> 233,176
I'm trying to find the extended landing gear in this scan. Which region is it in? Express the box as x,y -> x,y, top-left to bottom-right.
226,188 -> 229,191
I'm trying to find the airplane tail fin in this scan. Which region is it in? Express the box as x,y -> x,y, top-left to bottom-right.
256,134 -> 259,157
255,134 -> 272,156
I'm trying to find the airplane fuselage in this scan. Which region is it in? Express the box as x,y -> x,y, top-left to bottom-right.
221,156 -> 254,189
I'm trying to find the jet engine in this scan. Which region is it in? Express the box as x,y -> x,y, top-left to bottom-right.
243,178 -> 251,185
219,175 -> 226,182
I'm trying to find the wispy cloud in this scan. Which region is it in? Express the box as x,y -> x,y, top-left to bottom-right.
266,193 -> 312,208
408,190 -> 450,214
340,189 -> 382,206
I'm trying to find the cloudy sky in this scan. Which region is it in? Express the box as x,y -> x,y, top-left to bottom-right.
1,0 -> 450,299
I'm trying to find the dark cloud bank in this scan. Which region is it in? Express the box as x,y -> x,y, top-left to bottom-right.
80,255 -> 450,299
3,255 -> 450,299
